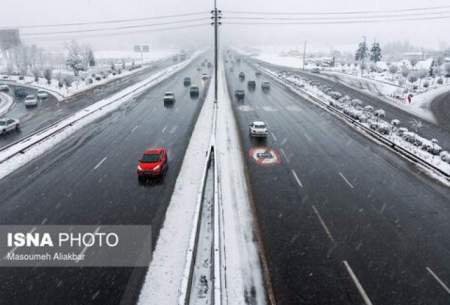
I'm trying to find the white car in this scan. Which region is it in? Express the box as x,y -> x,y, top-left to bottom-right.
0,117 -> 20,135
249,121 -> 268,138
37,90 -> 48,99
24,95 -> 38,107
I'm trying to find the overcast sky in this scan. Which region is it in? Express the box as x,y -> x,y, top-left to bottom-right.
1,0 -> 450,53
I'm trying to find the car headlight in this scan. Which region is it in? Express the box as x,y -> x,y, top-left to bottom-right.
153,165 -> 161,171
137,165 -> 143,171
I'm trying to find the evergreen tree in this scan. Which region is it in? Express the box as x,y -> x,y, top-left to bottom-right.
355,40 -> 368,61
370,42 -> 382,63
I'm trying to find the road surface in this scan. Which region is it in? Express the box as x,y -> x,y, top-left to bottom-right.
225,59 -> 450,305
0,57 -> 211,305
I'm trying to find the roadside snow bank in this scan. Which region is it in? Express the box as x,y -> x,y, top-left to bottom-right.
136,71 -> 215,305
215,60 -> 267,305
0,93 -> 13,116
0,52 -> 202,180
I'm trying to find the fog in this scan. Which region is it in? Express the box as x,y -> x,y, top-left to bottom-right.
1,0 -> 450,53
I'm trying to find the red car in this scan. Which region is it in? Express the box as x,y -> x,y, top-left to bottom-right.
137,147 -> 168,182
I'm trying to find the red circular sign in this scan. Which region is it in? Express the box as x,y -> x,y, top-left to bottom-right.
248,147 -> 281,166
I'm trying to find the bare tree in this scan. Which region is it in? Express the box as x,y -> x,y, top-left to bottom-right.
65,40 -> 84,76
43,68 -> 53,85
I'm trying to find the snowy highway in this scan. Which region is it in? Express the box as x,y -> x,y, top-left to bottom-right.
225,59 -> 450,305
0,57 -> 211,305
0,56 -> 176,150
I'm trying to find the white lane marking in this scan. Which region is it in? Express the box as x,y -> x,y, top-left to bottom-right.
170,125 -> 178,134
162,125 -> 167,133
280,148 -> 289,163
343,260 -> 374,305
427,267 -> 450,294
291,169 -> 303,188
41,217 -> 48,225
303,132 -> 312,143
339,172 -> 354,189
93,157 -> 107,170
76,226 -> 101,263
312,205 -> 335,243
262,106 -> 278,112
271,132 -> 278,141
131,125 -> 139,133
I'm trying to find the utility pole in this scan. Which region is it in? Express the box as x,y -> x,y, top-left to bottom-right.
302,40 -> 307,70
211,0 -> 222,103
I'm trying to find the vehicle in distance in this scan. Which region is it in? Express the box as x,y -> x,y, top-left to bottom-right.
311,67 -> 321,73
37,90 -> 48,99
255,71 -> 262,77
261,81 -> 271,91
137,147 -> 168,182
190,86 -> 200,97
163,92 -> 175,104
24,95 -> 38,107
247,80 -> 256,90
14,88 -> 28,98
235,89 -> 245,100
0,117 -> 20,134
183,77 -> 191,86
249,121 -> 268,138
238,72 -> 245,80
201,73 -> 209,80
0,84 -> 10,92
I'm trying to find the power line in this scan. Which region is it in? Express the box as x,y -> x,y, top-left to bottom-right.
223,14 -> 450,25
23,18 -> 208,37
225,10 -> 450,21
225,5 -> 450,16
0,11 -> 209,29
22,23 -> 209,42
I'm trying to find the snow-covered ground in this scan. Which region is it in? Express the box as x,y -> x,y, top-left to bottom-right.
0,50 -> 182,101
0,93 -> 13,116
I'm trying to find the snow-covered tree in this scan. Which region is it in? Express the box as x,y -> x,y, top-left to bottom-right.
389,64 -> 398,75
355,40 -> 368,62
370,42 -> 382,63
43,68 -> 52,85
31,67 -> 41,82
65,40 -> 84,76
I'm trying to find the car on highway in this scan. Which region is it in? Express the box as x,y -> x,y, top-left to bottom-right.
137,147 -> 168,182
235,89 -> 245,100
0,84 -> 10,93
201,73 -> 209,80
14,88 -> 28,98
24,95 -> 38,107
255,71 -> 262,77
261,81 -> 271,91
311,67 -> 321,73
183,77 -> 191,86
163,92 -> 175,104
37,90 -> 48,99
247,80 -> 256,90
249,121 -> 268,138
0,117 -> 20,135
190,86 -> 200,98
238,72 -> 245,81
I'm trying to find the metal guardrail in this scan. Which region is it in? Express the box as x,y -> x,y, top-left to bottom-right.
249,60 -> 450,182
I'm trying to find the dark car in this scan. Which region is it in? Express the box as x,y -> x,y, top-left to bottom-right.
255,71 -> 262,77
14,87 -> 28,98
261,81 -> 271,91
247,80 -> 256,90
190,86 -> 200,98
238,72 -> 245,81
183,77 -> 191,86
235,89 -> 245,100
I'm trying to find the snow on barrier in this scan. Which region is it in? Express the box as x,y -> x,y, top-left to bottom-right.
0,52 -> 202,179
0,92 -> 14,116
250,60 -> 450,185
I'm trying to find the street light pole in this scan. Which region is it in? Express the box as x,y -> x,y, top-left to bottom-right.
211,0 -> 221,103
